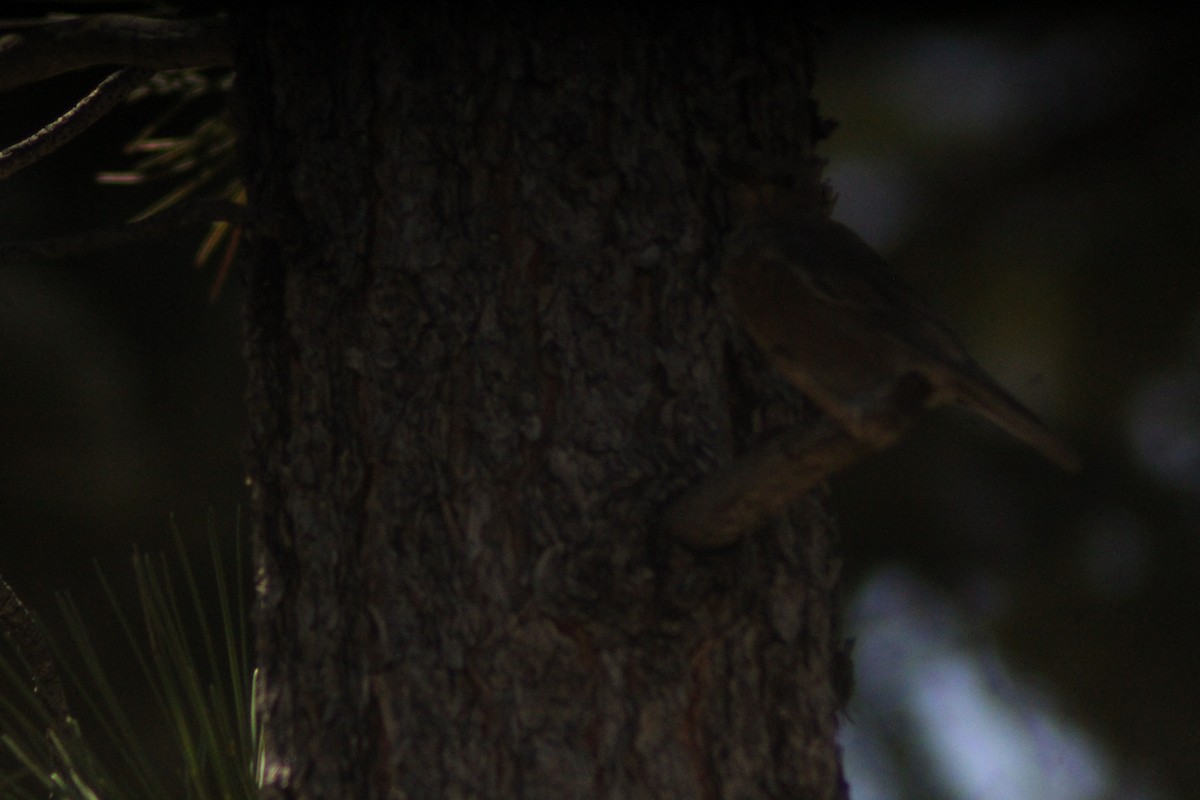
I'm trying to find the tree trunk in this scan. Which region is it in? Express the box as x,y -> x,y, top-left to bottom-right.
233,6 -> 847,799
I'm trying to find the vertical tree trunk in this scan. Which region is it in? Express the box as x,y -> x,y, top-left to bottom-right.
234,6 -> 847,798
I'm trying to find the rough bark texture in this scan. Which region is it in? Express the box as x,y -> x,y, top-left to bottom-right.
234,6 -> 847,799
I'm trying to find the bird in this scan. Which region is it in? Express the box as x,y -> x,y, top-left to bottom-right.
721,183 -> 1079,471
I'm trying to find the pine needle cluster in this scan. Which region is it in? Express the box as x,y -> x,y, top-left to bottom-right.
0,523 -> 262,800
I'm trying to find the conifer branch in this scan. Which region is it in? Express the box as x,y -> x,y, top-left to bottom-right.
0,66 -> 154,180
0,14 -> 232,91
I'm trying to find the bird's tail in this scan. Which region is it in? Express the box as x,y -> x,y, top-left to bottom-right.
949,368 -> 1080,471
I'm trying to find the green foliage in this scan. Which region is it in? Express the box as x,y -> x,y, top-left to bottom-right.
0,523 -> 261,800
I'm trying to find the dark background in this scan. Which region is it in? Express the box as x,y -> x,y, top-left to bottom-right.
2,8 -> 1196,800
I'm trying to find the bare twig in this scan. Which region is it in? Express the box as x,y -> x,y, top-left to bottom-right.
0,197 -> 246,263
0,66 -> 154,181
664,375 -> 930,548
0,14 -> 232,92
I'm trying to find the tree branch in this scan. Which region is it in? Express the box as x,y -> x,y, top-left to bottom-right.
0,197 -> 245,263
0,572 -> 72,735
0,66 -> 153,181
664,374 -> 931,548
0,14 -> 233,92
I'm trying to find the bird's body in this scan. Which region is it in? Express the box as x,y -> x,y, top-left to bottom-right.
722,188 -> 1079,470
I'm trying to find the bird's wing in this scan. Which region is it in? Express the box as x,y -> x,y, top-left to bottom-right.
784,219 -> 1078,469
781,218 -> 976,368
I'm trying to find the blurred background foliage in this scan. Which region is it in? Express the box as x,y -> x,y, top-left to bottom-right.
820,8 -> 1200,800
1,6 -> 1197,800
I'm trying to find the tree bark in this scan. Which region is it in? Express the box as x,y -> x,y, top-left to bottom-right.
233,6 -> 848,798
